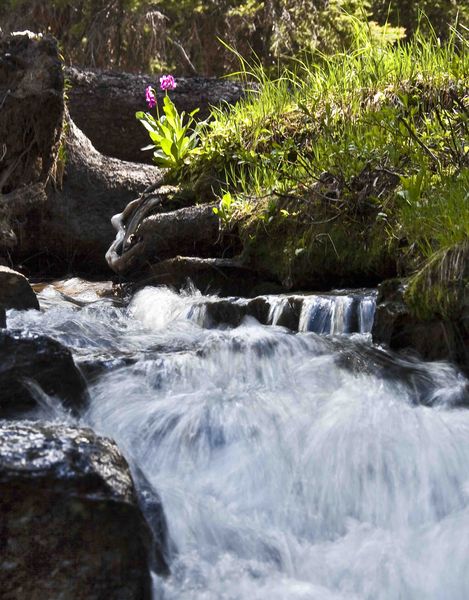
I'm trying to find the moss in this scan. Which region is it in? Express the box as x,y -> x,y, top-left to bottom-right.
405,240 -> 469,320
238,192 -> 399,289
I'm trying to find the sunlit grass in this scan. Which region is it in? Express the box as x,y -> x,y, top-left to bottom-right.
180,19 -> 468,288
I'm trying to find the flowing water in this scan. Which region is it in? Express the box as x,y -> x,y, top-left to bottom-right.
7,280 -> 469,600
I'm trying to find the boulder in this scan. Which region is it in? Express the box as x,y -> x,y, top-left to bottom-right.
0,266 -> 39,311
43,115 -> 161,271
135,256 -> 265,297
0,420 -> 169,599
0,330 -> 88,418
0,32 -> 162,273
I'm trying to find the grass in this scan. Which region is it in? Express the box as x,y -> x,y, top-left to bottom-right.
176,20 -> 468,293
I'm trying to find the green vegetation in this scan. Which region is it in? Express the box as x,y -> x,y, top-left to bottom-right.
2,1 -> 467,308
406,240 -> 468,320
137,93 -> 201,169
177,23 -> 468,291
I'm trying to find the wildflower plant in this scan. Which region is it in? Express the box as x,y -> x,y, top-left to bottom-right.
136,74 -> 200,170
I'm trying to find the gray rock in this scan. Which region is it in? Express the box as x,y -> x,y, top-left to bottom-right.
0,420 -> 167,599
0,330 -> 88,418
0,266 -> 39,311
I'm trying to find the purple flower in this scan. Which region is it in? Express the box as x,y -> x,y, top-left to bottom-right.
160,74 -> 177,92
145,85 -> 156,109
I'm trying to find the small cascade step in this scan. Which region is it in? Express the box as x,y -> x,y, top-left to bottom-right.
189,290 -> 377,334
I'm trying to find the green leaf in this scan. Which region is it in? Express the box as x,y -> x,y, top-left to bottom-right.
160,137 -> 174,157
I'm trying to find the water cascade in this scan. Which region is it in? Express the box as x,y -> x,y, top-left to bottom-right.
7,282 -> 469,600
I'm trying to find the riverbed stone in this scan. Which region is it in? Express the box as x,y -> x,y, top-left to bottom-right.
0,330 -> 87,417
0,420 -> 158,599
0,266 -> 39,311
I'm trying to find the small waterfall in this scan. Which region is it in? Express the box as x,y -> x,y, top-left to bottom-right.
125,288 -> 377,336
267,297 -> 291,326
8,281 -> 469,600
358,295 -> 377,333
299,291 -> 376,335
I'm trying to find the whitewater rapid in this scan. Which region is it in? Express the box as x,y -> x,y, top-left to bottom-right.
8,282 -> 469,600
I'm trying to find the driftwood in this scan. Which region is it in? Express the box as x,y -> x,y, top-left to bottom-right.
106,184 -> 222,276
66,67 -> 246,163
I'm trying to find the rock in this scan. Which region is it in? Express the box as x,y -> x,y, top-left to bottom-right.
0,32 -> 163,273
0,330 -> 88,418
245,296 -> 272,323
0,183 -> 48,260
0,266 -> 39,311
0,31 -> 63,261
43,115 -> 161,271
202,299 -> 246,328
0,32 -> 63,194
269,296 -> 303,330
0,420 -> 168,599
66,67 -> 246,163
372,278 -> 469,372
335,338 -> 469,407
0,307 -> 5,328
137,256 -> 266,297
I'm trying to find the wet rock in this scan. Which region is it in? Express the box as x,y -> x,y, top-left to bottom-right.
245,296 -> 271,324
0,420 -> 166,599
335,338 -> 469,408
271,296 -> 303,330
136,257 -> 265,297
372,279 -> 469,372
0,330 -> 88,418
0,307 -> 5,328
203,299 -> 246,328
0,266 -> 39,311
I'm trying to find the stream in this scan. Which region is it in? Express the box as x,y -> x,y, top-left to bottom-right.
7,279 -> 469,600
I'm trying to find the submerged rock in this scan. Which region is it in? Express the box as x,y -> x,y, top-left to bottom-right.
0,420 -> 166,599
0,266 -> 39,312
0,330 -> 88,418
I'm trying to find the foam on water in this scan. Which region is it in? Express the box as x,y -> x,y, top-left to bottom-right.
9,283 -> 469,600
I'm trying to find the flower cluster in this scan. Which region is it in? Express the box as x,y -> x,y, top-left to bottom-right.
145,75 -> 177,109
138,72 -> 199,170
160,74 -> 177,91
145,86 -> 156,109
